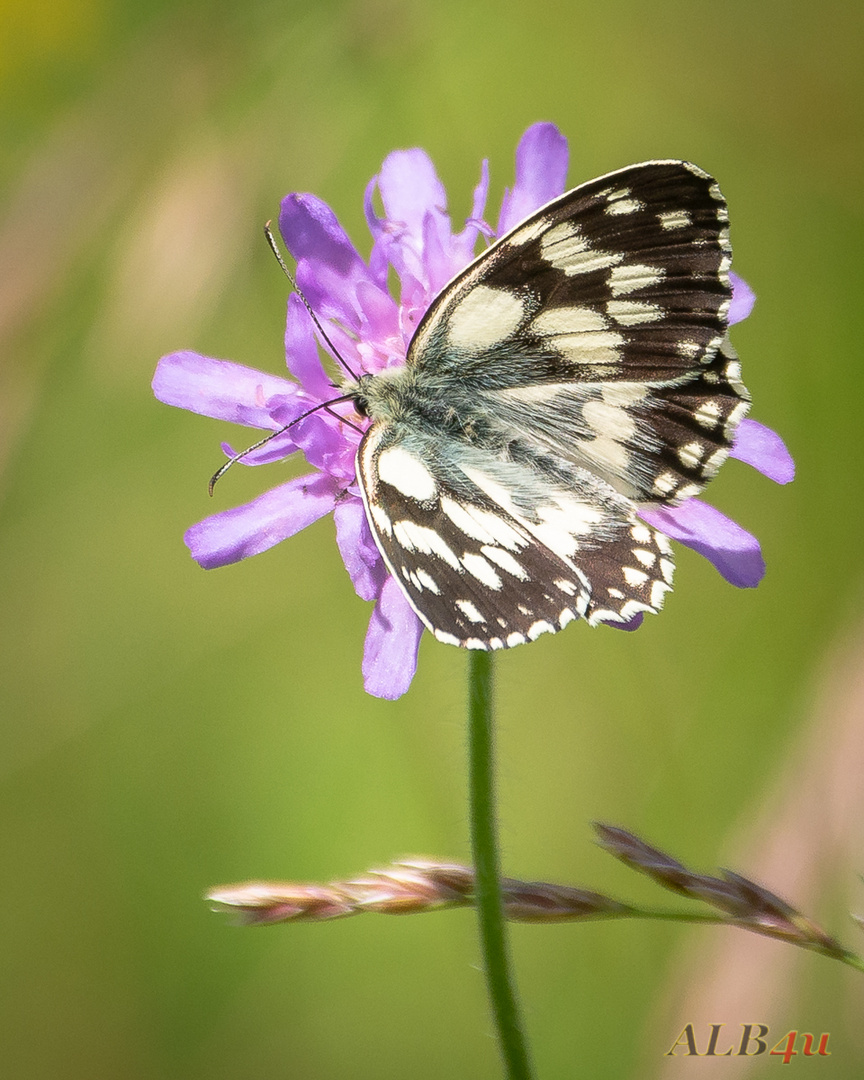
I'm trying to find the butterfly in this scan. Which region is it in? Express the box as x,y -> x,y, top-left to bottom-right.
342,161 -> 750,650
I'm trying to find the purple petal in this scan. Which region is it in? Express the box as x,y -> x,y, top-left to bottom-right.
362,576 -> 424,699
421,208 -> 456,295
363,174 -> 390,289
497,122 -> 569,235
610,612 -> 644,632
373,148 -> 455,297
450,159 -> 490,265
288,410 -> 359,482
377,148 -> 448,241
333,498 -> 387,601
279,193 -> 384,330
186,471 -> 340,569
153,352 -> 298,427
731,419 -> 795,484
729,272 -> 755,325
640,500 -> 765,588
220,433 -> 297,467
355,280 -> 402,353
280,192 -> 366,276
284,294 -> 332,399
469,158 -> 490,224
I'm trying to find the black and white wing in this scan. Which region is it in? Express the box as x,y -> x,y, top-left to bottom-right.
354,161 -> 748,648
356,424 -> 674,647
407,160 -> 749,505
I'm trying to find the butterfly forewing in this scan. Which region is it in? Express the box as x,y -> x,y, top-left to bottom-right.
406,161 -> 748,505
410,161 -> 732,378
353,160 -> 749,649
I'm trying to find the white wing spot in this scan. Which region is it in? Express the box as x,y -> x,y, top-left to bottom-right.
434,630 -> 460,646
527,620 -> 555,640
439,497 -> 525,553
725,359 -> 744,384
392,521 -> 461,569
580,436 -> 631,474
552,330 -> 625,364
633,548 -> 656,568
601,383 -> 648,407
677,340 -> 702,359
461,552 -> 503,589
606,299 -> 663,326
659,558 -> 675,584
506,632 -> 526,647
658,209 -> 692,230
531,496 -> 604,559
554,578 -> 578,596
559,248 -> 625,276
540,220 -> 582,248
623,566 -> 649,587
605,197 -> 644,215
583,400 -> 637,442
415,568 -> 441,594
652,472 -> 678,496
540,225 -> 625,276
694,400 -> 722,429
456,599 -> 486,623
532,306 -> 609,334
609,263 -> 664,296
480,545 -> 529,580
447,285 -> 525,349
678,441 -> 706,469
369,503 -> 393,537
631,524 -> 653,544
725,401 -> 750,436
705,447 -> 729,473
378,445 -> 438,500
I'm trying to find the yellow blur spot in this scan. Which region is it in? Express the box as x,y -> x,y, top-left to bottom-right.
0,0 -> 104,85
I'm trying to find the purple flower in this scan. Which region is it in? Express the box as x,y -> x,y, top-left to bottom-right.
153,124 -> 794,699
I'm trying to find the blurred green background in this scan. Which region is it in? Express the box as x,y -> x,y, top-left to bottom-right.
2,0 -> 863,1076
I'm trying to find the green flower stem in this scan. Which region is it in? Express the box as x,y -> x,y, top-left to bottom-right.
468,651 -> 535,1080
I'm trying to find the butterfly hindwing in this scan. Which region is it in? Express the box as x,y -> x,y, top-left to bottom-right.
357,423 -> 674,647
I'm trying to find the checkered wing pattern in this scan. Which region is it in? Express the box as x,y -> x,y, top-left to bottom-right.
353,161 -> 749,648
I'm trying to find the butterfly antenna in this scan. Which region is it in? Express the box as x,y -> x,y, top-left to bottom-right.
264,222 -> 359,381
208,393 -> 358,496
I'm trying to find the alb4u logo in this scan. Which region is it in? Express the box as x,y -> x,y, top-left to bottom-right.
666,1024 -> 831,1062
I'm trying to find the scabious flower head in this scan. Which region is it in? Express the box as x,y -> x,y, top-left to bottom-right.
153,124 -> 794,700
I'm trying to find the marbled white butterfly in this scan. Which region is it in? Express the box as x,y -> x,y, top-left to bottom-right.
342,161 -> 748,650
